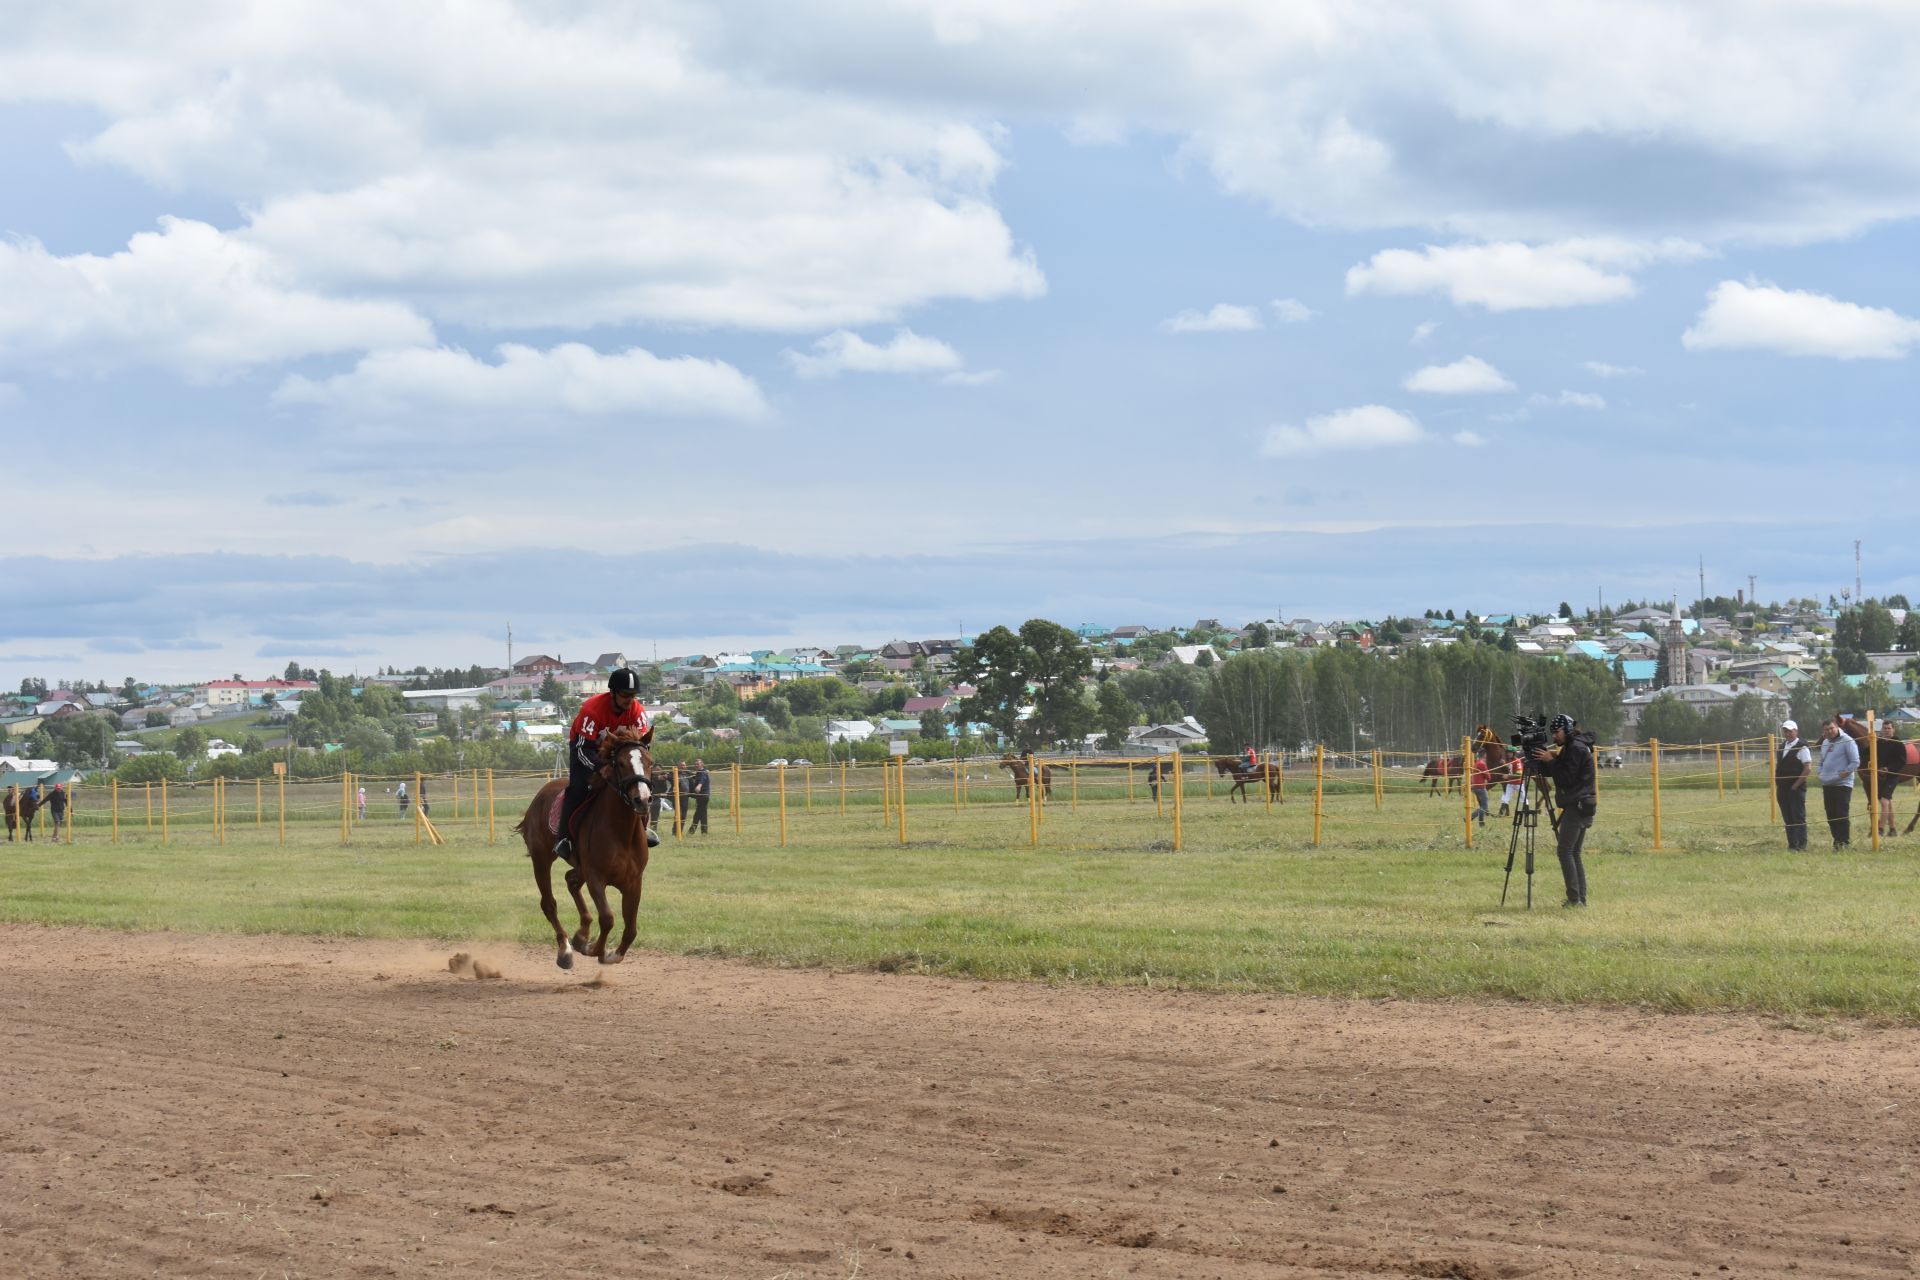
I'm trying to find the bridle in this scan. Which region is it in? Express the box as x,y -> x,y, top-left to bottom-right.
603,740 -> 655,816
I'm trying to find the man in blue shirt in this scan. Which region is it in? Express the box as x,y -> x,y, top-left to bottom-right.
1817,716 -> 1859,850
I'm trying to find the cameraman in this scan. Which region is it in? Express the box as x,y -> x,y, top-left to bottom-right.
1528,712 -> 1595,908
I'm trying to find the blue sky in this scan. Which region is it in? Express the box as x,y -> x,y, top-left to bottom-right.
2,2 -> 1918,686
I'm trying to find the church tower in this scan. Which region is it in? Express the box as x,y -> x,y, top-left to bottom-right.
1662,598 -> 1688,689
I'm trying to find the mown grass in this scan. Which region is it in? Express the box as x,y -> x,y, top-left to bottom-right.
5,775 -> 1917,1021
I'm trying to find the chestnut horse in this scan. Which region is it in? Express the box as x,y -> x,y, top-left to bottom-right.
1209,755 -> 1281,803
1425,726 -> 1507,797
515,726 -> 657,969
998,755 -> 1054,800
1836,716 -> 1920,835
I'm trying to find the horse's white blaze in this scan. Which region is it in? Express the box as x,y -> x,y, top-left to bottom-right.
628,747 -> 651,801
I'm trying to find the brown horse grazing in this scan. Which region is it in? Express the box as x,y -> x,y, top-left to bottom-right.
515,726 -> 657,969
1835,715 -> 1920,834
998,755 -> 1054,800
1209,755 -> 1281,803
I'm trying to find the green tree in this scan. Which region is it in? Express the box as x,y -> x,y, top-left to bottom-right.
953,619 -> 1093,751
116,753 -> 183,783
1637,694 -> 1704,744
1093,679 -> 1138,749
917,706 -> 951,741
1858,600 -> 1897,653
1898,613 -> 1920,652
174,726 -> 207,761
1246,622 -> 1272,649
144,709 -> 168,728
760,695 -> 794,732
538,674 -> 566,704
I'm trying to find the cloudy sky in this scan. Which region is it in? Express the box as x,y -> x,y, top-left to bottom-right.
4,1 -> 1918,685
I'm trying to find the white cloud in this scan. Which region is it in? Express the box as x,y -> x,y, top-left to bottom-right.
275,343 -> 769,425
1582,360 -> 1642,378
0,217 -> 431,381
1452,430 -> 1488,447
1403,355 -> 1516,395
0,7 -> 1044,337
784,329 -> 966,379
1527,390 -> 1607,410
1346,239 -> 1704,311
1682,280 -> 1920,359
1261,405 -> 1424,458
1411,321 -> 1439,345
1163,303 -> 1264,333
1270,297 -> 1315,323
940,369 -> 1003,386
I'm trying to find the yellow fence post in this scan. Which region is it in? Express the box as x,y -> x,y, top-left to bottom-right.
1733,741 -> 1742,791
1277,751 -> 1286,803
1070,760 -> 1078,811
161,778 -> 170,845
1171,748 -> 1183,852
1866,706 -> 1881,855
1266,751 -> 1276,814
145,780 -> 152,832
1312,745 -> 1324,847
1715,743 -> 1724,799
777,763 -> 788,847
217,775 -> 226,845
255,777 -> 262,828
953,743 -> 961,810
1650,739 -> 1663,851
1127,761 -> 1135,804
1372,749 -> 1382,810
1461,735 -> 1474,850
413,771 -> 423,844
5,784 -> 13,843
1028,753 -> 1039,848
112,779 -> 119,844
672,766 -> 683,838
1767,734 -> 1778,824
805,765 -> 813,811
486,769 -> 496,843
278,772 -> 286,846
897,757 -> 907,845
1205,758 -> 1213,802
839,759 -> 848,817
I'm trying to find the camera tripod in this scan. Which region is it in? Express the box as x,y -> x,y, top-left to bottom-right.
1500,771 -> 1560,909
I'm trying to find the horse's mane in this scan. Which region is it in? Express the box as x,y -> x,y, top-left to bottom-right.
603,724 -> 649,748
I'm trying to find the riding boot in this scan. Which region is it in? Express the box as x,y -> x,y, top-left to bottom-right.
554,788 -> 584,866
647,824 -> 661,847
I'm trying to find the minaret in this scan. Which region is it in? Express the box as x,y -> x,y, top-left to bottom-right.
1663,596 -> 1688,689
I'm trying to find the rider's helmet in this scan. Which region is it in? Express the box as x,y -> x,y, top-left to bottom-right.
608,667 -> 640,695
1549,713 -> 1576,735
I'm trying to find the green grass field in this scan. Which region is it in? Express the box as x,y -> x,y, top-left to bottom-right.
6,757 -> 1917,1021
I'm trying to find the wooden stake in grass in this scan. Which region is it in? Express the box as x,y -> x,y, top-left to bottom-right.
1312,744 -> 1324,848
1651,739 -> 1663,851
1172,748 -> 1184,852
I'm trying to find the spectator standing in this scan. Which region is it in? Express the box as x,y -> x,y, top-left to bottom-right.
1469,753 -> 1490,825
1774,720 -> 1811,851
357,785 -> 367,822
1817,717 -> 1858,850
396,780 -> 409,818
687,758 -> 711,834
1499,752 -> 1525,816
46,783 -> 67,840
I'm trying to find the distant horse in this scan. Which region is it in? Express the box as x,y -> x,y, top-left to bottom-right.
4,786 -> 49,841
1835,715 -> 1920,835
998,756 -> 1054,801
515,726 -> 657,969
1209,755 -> 1282,803
1422,755 -> 1464,796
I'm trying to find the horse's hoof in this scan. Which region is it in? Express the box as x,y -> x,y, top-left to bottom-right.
598,952 -> 624,966
556,950 -> 573,970
569,934 -> 589,953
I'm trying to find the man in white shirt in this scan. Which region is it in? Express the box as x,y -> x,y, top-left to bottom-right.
1774,720 -> 1811,851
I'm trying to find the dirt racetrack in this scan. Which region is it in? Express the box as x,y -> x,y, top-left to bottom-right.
2,926 -> 1916,1279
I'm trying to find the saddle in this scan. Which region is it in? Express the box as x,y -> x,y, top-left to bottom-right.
547,785 -> 604,840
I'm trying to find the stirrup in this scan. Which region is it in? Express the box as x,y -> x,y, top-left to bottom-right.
646,827 -> 661,848
554,837 -> 578,867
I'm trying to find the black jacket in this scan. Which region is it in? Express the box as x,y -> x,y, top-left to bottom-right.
1538,731 -> 1597,810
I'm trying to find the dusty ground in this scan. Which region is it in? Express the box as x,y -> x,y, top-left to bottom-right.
1,926 -> 1916,1279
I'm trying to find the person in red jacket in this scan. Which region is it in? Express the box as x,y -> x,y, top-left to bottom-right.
555,668 -> 656,863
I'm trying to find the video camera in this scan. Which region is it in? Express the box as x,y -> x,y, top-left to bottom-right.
1509,713 -> 1552,764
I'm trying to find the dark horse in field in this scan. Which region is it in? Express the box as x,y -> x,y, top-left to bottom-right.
998,755 -> 1054,801
4,785 -> 50,841
1209,755 -> 1282,803
1836,715 -> 1920,835
515,726 -> 657,969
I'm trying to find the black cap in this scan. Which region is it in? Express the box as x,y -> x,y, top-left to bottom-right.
608,667 -> 640,693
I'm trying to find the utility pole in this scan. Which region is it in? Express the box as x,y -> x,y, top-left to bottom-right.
506,622 -> 513,674
1855,540 -> 1863,602
1748,574 -> 1756,608
1698,554 -> 1705,607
